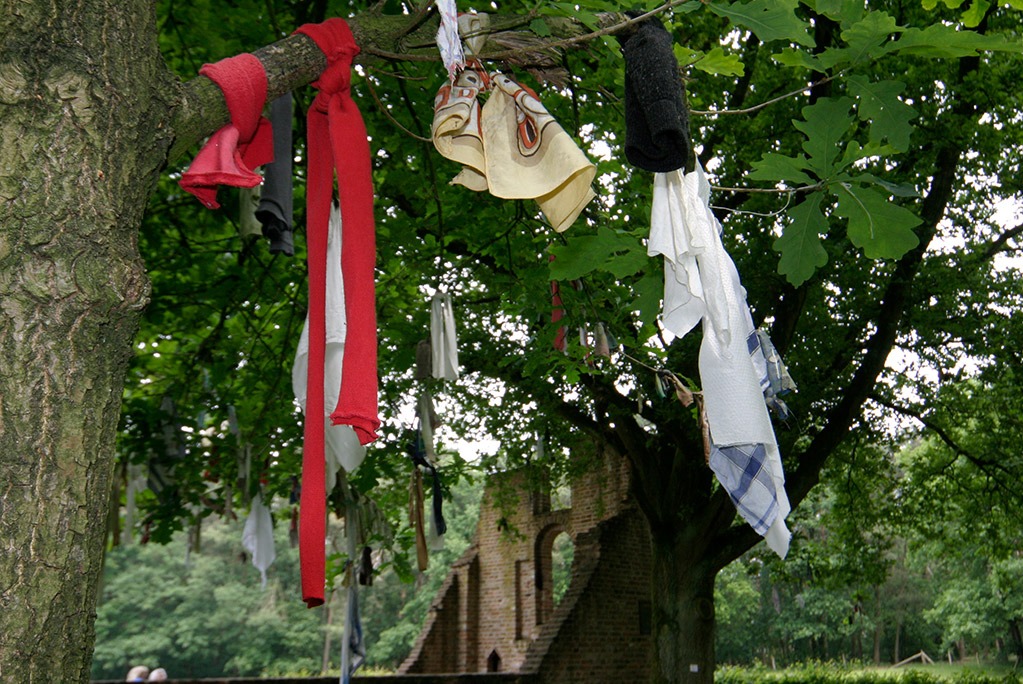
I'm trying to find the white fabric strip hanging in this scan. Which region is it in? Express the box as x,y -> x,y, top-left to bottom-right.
435,0 -> 464,80
430,293 -> 460,381
292,204 -> 368,483
648,164 -> 791,558
242,493 -> 276,588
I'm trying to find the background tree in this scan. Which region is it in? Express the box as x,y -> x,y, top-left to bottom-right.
90,471 -> 484,679
1,1 -> 1022,683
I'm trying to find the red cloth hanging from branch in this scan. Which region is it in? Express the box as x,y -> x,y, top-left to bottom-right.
293,18 -> 381,608
179,54 -> 273,208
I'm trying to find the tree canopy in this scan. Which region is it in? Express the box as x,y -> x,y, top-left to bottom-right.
2,0 -> 1022,681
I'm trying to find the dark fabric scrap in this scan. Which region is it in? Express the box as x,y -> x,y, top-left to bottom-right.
256,92 -> 295,256
406,429 -> 447,537
358,546 -> 373,586
619,16 -> 693,173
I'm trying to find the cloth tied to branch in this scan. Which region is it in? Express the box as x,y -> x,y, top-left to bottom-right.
291,204 -> 368,492
432,71 -> 596,232
430,293 -> 460,381
293,17 -> 380,608
648,164 -> 791,558
241,493 -> 276,589
179,54 -> 274,209
435,0 -> 465,80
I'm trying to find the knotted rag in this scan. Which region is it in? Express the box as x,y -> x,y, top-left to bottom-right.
294,18 -> 380,608
179,54 -> 273,209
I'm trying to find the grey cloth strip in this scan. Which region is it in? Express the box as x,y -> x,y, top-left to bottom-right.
256,92 -> 295,256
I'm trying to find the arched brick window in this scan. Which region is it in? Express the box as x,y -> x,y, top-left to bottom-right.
534,524 -> 573,625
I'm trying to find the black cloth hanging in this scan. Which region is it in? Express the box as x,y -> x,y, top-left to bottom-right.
257,92 -> 295,256
407,429 -> 447,537
619,15 -> 693,173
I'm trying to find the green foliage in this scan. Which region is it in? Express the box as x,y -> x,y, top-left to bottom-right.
361,474 -> 484,669
104,0 -> 1023,678
773,193 -> 828,286
708,0 -> 815,47
93,475 -> 485,678
846,77 -> 917,152
832,182 -> 921,259
92,518 -> 324,679
548,226 -> 649,280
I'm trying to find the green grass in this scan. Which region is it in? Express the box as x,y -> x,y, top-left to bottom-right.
717,660 -> 1022,684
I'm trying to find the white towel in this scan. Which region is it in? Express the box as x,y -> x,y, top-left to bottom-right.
430,293 -> 460,381
292,205 -> 367,482
242,493 -> 276,588
649,165 -> 790,558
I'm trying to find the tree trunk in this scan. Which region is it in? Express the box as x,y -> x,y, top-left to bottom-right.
1008,619 -> 1023,664
649,534 -> 717,684
894,618 -> 902,664
873,586 -> 882,665
0,2 -> 173,681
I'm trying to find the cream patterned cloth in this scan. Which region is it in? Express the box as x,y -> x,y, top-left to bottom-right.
432,71 -> 596,232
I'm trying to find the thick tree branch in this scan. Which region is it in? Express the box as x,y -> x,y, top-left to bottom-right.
166,9 -> 659,163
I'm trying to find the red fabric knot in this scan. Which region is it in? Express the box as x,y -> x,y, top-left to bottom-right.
293,17 -> 380,609
179,53 -> 273,209
296,18 -> 360,105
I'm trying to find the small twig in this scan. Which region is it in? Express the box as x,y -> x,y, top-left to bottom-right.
711,183 -> 823,194
363,64 -> 430,81
483,0 -> 693,61
690,74 -> 840,116
362,47 -> 439,62
363,76 -> 433,142
620,350 -> 663,375
980,222 -> 1023,261
711,191 -> 793,218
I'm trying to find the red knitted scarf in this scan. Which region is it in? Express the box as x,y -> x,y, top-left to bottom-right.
294,18 -> 380,608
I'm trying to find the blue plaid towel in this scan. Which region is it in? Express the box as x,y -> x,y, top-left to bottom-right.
709,443 -> 779,536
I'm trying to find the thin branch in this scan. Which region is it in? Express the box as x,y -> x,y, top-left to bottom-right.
363,76 -> 432,142
871,395 -> 974,459
869,394 -> 1009,473
871,394 -> 1023,507
980,222 -> 1023,261
690,74 -> 839,116
481,0 -> 693,61
711,183 -> 822,194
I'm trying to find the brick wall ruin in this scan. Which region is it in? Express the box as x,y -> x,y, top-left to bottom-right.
399,451 -> 653,683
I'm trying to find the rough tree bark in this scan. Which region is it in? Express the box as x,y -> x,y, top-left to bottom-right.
650,532 -> 722,684
0,2 -> 174,681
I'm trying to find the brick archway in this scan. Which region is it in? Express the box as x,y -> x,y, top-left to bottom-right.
533,524 -> 569,626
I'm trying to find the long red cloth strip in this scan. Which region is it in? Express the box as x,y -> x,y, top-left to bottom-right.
179,54 -> 273,209
294,18 -> 381,608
